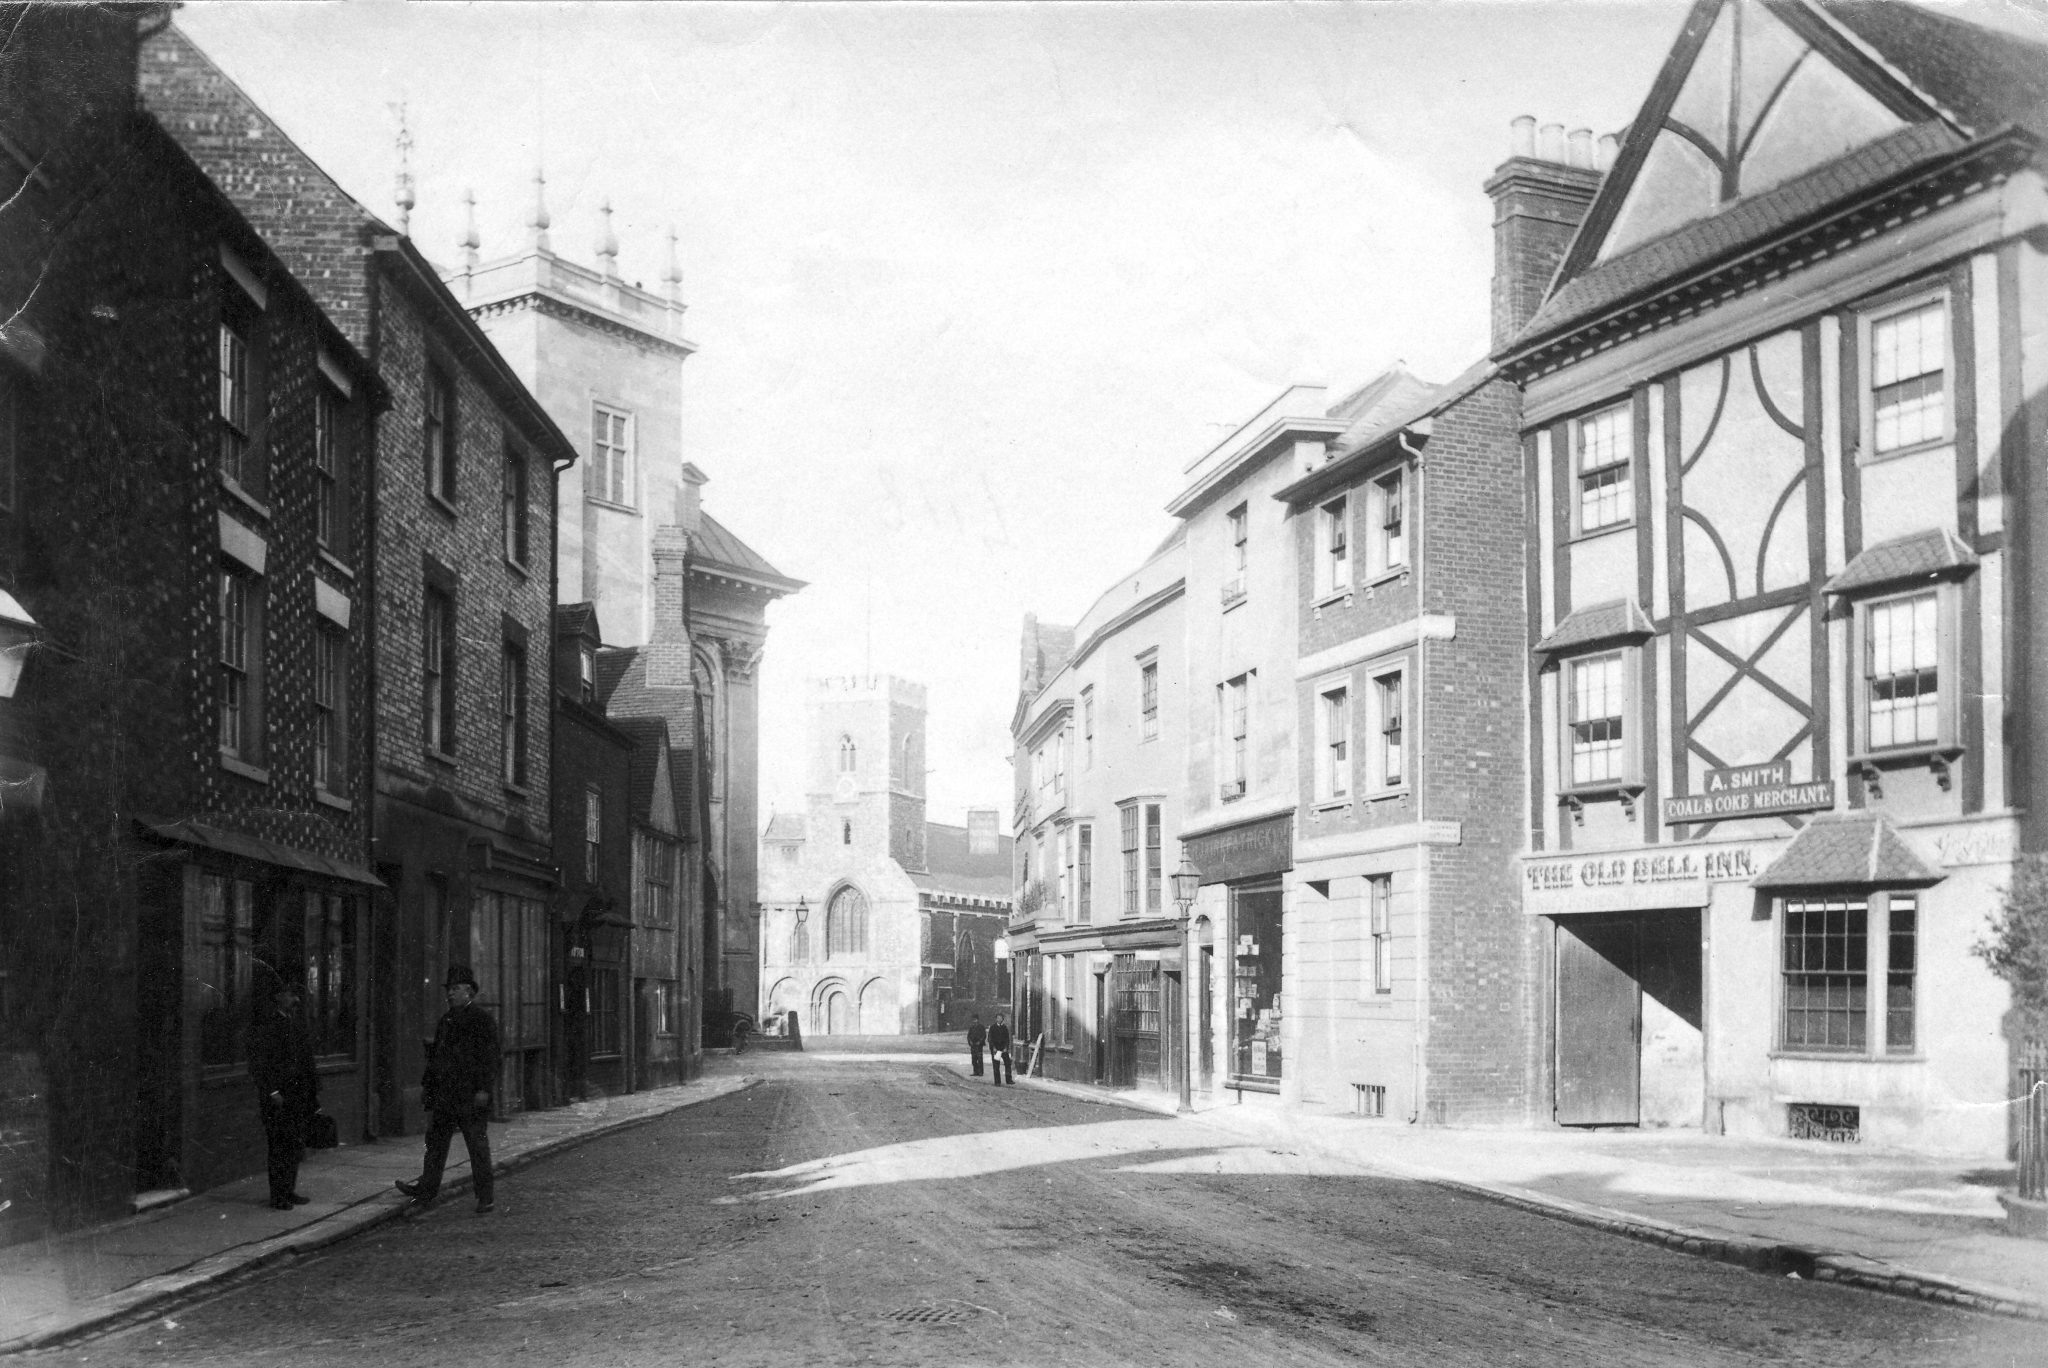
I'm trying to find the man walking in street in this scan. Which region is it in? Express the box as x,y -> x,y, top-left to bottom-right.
966,1013 -> 986,1077
988,1012 -> 1014,1086
397,965 -> 501,1215
251,974 -> 318,1211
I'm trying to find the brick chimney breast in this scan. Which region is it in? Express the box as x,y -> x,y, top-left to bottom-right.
647,525 -> 691,687
1485,116 -> 1605,355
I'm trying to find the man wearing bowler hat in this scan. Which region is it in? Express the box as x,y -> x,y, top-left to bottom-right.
397,965 -> 501,1215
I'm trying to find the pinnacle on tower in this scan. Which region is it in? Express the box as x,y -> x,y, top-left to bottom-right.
529,167 -> 551,252
460,188 -> 480,273
664,226 -> 683,303
392,101 -> 415,235
597,198 -> 620,279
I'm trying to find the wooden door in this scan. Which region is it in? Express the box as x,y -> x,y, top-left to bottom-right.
1555,919 -> 1641,1126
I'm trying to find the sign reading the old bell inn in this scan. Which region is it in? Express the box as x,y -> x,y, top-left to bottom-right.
1661,761 -> 1834,826
1522,842 -> 1773,915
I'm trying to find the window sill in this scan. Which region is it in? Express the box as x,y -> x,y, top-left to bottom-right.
1221,592 -> 1248,614
426,490 -> 458,519
314,788 -> 353,813
1769,1050 -> 1926,1064
218,752 -> 270,784
1364,566 -> 1410,589
1311,798 -> 1351,816
586,496 -> 640,516
502,779 -> 532,799
424,747 -> 457,768
219,473 -> 271,521
1849,744 -> 1962,768
1365,786 -> 1411,803
315,548 -> 355,581
1568,522 -> 1633,546
1312,587 -> 1354,610
1560,782 -> 1645,824
503,555 -> 530,579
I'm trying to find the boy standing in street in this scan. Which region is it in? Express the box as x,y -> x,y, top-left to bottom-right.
966,1013 -> 986,1076
397,965 -> 501,1215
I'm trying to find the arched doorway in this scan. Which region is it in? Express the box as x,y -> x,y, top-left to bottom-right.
859,978 -> 891,1034
813,982 -> 851,1035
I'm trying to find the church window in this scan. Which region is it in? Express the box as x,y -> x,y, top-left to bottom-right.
842,819 -> 852,845
826,886 -> 870,957
839,734 -> 857,773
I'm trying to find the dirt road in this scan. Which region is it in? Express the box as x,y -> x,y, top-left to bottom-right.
38,1053 -> 2038,1366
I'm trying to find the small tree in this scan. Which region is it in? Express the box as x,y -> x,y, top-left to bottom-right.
1978,852 -> 2048,1039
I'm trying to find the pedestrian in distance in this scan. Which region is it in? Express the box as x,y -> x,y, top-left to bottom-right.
251,973 -> 318,1211
988,1012 -> 1014,1085
397,965 -> 500,1215
966,1012 -> 986,1077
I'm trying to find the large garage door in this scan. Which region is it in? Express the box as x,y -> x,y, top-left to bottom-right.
1556,919 -> 1640,1126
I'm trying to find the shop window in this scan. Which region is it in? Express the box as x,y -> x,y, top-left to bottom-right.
473,892 -> 549,1050
1779,892 -> 1918,1056
1573,402 -> 1632,536
1865,293 -> 1948,457
198,873 -> 255,1068
303,892 -> 356,1059
1316,494 -> 1350,598
1231,886 -> 1284,1084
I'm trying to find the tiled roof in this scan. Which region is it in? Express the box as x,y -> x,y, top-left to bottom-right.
1515,120 -> 1966,351
611,715 -> 675,828
693,513 -> 800,589
764,813 -> 806,843
1752,811 -> 1942,889
1326,367 -> 1440,458
555,602 -> 600,644
1825,1 -> 2048,141
1535,599 -> 1656,655
1823,527 -> 1976,595
595,645 -> 698,741
909,822 -> 1014,900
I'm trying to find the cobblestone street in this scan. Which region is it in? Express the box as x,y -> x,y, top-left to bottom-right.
31,1055 -> 2042,1367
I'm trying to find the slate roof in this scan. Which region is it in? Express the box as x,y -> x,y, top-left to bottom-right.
1823,527 -> 1977,595
1535,599 -> 1657,655
693,513 -> 801,590
1752,811 -> 1943,889
909,822 -> 1014,901
555,602 -> 601,644
1825,1 -> 2048,140
611,715 -> 676,828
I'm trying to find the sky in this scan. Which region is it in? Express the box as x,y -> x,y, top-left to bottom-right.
176,0 -> 2046,827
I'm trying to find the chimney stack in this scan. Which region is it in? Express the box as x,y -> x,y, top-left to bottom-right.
646,526 -> 690,687
675,462 -> 707,535
1484,115 -> 1605,354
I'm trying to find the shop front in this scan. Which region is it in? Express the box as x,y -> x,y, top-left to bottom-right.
1184,812 -> 1292,1101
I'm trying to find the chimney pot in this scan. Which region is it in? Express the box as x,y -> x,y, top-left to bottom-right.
1510,115 -> 1537,159
1568,129 -> 1594,169
1597,133 -> 1620,171
1539,122 -> 1566,163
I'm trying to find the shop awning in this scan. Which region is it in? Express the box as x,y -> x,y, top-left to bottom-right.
1751,812 -> 1942,890
135,814 -> 384,888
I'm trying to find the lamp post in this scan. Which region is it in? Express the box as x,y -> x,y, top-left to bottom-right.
793,895 -> 808,927
1171,854 -> 1202,1114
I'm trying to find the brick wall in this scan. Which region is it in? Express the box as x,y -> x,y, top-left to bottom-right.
1417,376 -> 1541,1125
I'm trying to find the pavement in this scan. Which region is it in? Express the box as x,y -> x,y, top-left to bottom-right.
5,1043 -> 2046,1354
1007,1065 -> 2048,1321
0,1072 -> 755,1355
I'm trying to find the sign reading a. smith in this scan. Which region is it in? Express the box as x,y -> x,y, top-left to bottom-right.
1663,761 -> 1834,825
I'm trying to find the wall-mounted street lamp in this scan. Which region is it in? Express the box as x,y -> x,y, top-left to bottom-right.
0,589 -> 39,700
794,895 -> 808,927
1172,853 -> 1201,1114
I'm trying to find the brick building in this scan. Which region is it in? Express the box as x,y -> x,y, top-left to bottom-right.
1505,0 -> 2048,1155
0,3 -> 388,1234
139,21 -> 580,1133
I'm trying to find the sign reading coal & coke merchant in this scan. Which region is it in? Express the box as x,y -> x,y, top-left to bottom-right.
1662,761 -> 1834,825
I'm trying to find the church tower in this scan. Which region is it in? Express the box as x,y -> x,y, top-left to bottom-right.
806,675 -> 927,874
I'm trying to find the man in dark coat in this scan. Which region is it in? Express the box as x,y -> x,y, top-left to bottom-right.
966,1013 -> 986,1077
987,1012 -> 1014,1086
397,965 -> 501,1215
251,977 -> 318,1210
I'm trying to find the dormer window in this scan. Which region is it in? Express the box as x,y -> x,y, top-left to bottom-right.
579,644 -> 596,705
